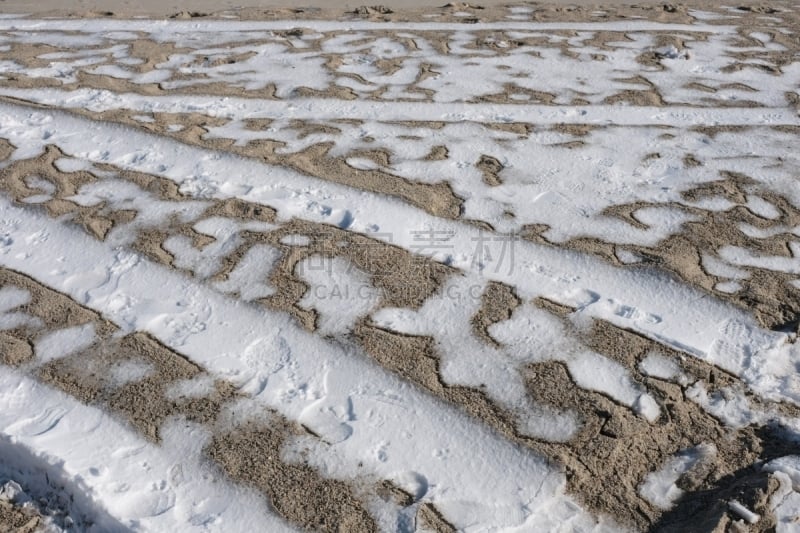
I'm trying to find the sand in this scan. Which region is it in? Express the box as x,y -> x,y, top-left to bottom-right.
1,1 -> 799,531
0,0 -> 773,17
0,0 -> 783,21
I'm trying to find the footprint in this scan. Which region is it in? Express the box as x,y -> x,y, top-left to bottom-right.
24,229 -> 49,246
562,288 -> 600,309
338,210 -> 354,229
0,234 -> 13,254
6,406 -> 69,437
373,440 -> 390,463
610,301 -> 661,324
394,471 -> 429,501
299,400 -> 354,444
614,304 -> 636,319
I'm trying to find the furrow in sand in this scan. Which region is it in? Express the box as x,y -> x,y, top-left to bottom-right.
0,99 -> 794,401
1,113 -> 794,427
0,179 -> 788,530
0,366 -> 295,532
0,267 -> 385,532
0,94 -> 464,219
0,143 -> 762,527
1,111 -> 799,528
0,145 -> 653,528
0,198 -> 607,531
1,10 -> 799,530
7,93 -> 799,319
0,142 -> 452,314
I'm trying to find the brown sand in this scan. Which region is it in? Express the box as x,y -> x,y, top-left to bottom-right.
209,422 -> 377,533
0,0 -> 787,22
1,2 -> 800,530
416,503 -> 458,532
0,267 -> 412,530
354,283 -> 794,529
0,501 -> 41,533
0,99 -> 463,219
0,138 -> 462,529
470,281 -> 521,346
0,137 -> 454,318
0,268 -> 116,366
590,172 -> 800,331
4,129 -> 798,527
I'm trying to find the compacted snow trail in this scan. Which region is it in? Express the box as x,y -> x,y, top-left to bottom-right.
2,3 -> 800,531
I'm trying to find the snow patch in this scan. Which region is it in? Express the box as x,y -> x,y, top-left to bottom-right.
34,323 -> 96,364
639,444 -> 716,509
298,255 -> 381,336
639,352 -> 687,384
212,244 -> 279,301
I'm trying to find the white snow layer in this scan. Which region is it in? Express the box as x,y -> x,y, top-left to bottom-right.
1,12 -> 800,531
639,444 -> 716,509
0,199 -> 616,532
0,369 -> 294,532
0,101 -> 794,392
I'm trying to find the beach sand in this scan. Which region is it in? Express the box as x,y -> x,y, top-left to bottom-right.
0,1 -> 799,531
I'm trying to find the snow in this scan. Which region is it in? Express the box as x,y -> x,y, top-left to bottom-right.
1,10 -> 800,530
0,287 -> 42,331
297,256 -> 382,336
0,198 -> 604,530
738,222 -> 792,239
639,352 -> 685,383
701,253 -> 750,280
279,234 -> 311,246
53,157 -> 93,173
568,352 -> 661,421
715,280 -> 743,294
0,478 -> 71,532
24,175 -> 56,195
685,382 -> 758,428
765,456 -> 800,490
728,500 -> 760,524
108,359 -> 154,387
0,18 -> 716,33
719,244 -> 800,275
8,88 -> 796,126
34,323 -> 96,364
615,249 -> 642,264
165,375 -> 217,401
639,444 -> 715,509
768,470 -> 800,533
0,369 -> 294,532
746,195 -> 781,220
212,244 -> 279,302
164,217 -> 272,280
0,286 -> 31,313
